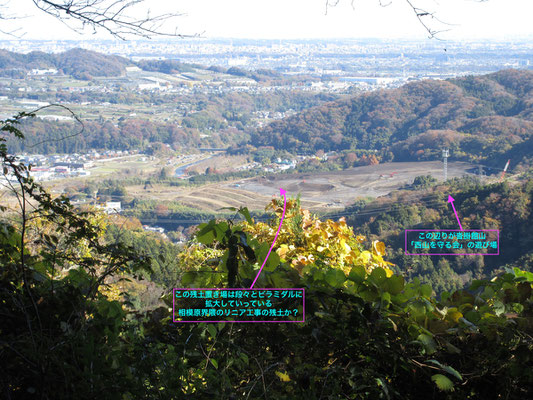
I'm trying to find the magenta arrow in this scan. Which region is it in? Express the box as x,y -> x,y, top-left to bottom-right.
448,195 -> 463,231
250,188 -> 287,289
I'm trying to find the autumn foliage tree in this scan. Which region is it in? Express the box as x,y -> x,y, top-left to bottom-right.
172,198 -> 533,398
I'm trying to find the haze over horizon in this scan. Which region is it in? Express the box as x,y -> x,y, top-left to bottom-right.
0,0 -> 532,42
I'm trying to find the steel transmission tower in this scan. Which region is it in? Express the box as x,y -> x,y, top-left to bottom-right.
442,149 -> 449,181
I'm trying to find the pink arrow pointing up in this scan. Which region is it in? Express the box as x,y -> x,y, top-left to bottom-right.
448,195 -> 463,231
250,188 -> 287,288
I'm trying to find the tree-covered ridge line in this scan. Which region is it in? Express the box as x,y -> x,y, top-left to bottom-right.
0,47 -> 307,83
3,117 -> 207,153
0,48 -> 133,79
0,48 -> 207,79
2,91 -> 339,154
253,69 -> 533,170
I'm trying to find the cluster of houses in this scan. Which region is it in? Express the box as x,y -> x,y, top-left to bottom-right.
262,158 -> 298,173
1,150 -> 137,182
234,156 -> 314,174
15,154 -> 94,181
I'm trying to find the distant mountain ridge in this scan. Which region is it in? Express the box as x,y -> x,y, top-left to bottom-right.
252,69 -> 533,170
0,48 -> 133,79
0,48 -> 285,83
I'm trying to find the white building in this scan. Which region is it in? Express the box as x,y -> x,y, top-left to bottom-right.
102,201 -> 122,214
29,68 -> 58,76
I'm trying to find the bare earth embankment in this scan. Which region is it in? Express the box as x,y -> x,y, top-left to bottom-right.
227,161 -> 476,211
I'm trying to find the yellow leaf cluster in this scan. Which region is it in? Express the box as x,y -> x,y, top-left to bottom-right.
99,283 -> 123,301
275,371 -> 291,382
243,199 -> 393,278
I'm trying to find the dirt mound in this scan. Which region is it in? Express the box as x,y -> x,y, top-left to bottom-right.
286,182 -> 335,192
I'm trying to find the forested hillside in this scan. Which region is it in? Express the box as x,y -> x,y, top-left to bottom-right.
4,117 -> 209,153
3,91 -> 339,154
339,177 -> 533,294
253,69 -> 533,170
0,48 -> 132,79
0,48 -> 312,84
0,48 -> 206,79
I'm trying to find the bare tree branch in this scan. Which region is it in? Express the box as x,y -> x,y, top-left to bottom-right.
25,0 -> 197,39
24,104 -> 85,149
326,0 -> 487,39
404,0 -> 455,39
325,0 -> 341,15
0,1 -> 26,37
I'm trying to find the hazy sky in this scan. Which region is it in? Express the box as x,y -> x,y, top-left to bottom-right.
1,0 -> 532,41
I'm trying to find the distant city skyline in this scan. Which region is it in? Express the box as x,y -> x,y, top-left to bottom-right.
0,0 -> 532,41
